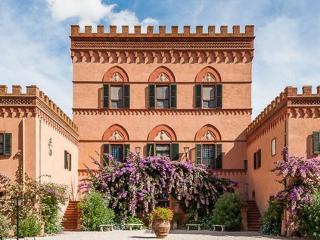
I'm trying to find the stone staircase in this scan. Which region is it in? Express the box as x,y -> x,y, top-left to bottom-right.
62,201 -> 80,231
247,200 -> 261,231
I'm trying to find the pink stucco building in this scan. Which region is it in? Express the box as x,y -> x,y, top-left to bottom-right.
1,24 -> 320,231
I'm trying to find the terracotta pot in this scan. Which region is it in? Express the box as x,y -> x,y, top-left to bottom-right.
152,220 -> 171,239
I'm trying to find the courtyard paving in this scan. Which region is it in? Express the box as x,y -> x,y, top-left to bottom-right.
34,230 -> 287,240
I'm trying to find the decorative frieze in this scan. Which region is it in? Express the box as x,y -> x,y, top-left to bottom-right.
73,108 -> 252,116
71,49 -> 254,64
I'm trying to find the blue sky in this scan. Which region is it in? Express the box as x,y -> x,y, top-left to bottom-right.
1,0 -> 320,117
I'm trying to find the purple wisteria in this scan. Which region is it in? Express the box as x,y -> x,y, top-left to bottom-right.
273,147 -> 320,226
82,154 -> 234,217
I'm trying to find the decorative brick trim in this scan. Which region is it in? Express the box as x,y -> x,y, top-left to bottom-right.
195,124 -> 222,141
72,108 -> 252,116
102,124 -> 129,141
147,124 -> 177,141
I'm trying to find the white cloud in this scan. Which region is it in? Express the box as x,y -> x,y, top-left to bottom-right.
46,0 -> 159,30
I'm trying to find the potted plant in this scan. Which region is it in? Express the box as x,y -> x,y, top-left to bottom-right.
150,208 -> 173,239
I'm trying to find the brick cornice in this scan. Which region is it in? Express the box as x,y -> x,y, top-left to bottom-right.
70,25 -> 254,64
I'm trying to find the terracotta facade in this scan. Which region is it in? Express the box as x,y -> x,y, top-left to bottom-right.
71,25 -> 254,194
0,85 -> 79,197
1,25 -> 320,217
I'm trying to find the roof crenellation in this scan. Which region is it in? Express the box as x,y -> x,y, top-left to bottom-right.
247,86 -> 320,136
0,85 -> 78,133
70,25 -> 254,37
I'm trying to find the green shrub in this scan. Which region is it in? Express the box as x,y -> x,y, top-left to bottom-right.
79,191 -> 115,231
150,208 -> 173,222
299,192 -> 320,239
211,193 -> 243,230
19,216 -> 41,237
126,216 -> 143,224
261,199 -> 283,235
0,213 -> 10,239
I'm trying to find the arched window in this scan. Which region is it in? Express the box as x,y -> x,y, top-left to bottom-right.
102,66 -> 130,109
146,124 -> 179,160
194,124 -> 222,169
148,67 -> 176,109
102,124 -> 130,162
194,66 -> 222,109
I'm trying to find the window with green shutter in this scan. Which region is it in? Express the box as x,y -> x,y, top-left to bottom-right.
195,144 -> 222,169
103,84 -> 109,108
195,85 -> 202,108
124,85 -> 130,108
64,150 -> 71,171
1,133 -> 12,156
313,131 -> 320,154
146,143 -> 155,156
170,143 -> 179,160
148,85 -> 155,109
170,85 -> 177,108
216,84 -> 222,108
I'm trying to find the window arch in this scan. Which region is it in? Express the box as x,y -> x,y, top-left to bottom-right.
148,66 -> 175,83
102,124 -> 129,141
194,124 -> 221,141
147,124 -> 177,141
148,67 -> 176,109
194,67 -> 222,109
195,66 -> 221,83
102,66 -> 129,83
102,66 -> 130,109
146,124 -> 179,160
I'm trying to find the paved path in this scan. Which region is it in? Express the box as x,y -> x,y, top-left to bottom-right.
33,230 -> 287,240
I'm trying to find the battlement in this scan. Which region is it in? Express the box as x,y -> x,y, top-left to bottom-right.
0,85 -> 78,133
70,25 -> 254,37
247,85 -> 320,136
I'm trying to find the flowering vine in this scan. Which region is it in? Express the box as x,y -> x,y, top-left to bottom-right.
82,154 -> 234,218
273,147 -> 320,227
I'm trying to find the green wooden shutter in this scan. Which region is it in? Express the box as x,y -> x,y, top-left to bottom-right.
170,85 -> 177,108
195,85 -> 202,108
103,144 -> 109,155
124,85 -> 130,108
3,133 -> 12,155
216,84 -> 222,108
313,131 -> 320,154
103,84 -> 109,108
170,143 -> 179,160
148,85 -> 155,109
196,144 -> 202,164
68,153 -> 72,171
64,151 -> 68,170
209,144 -> 216,169
147,143 -> 155,156
124,144 -> 130,158
216,144 -> 222,169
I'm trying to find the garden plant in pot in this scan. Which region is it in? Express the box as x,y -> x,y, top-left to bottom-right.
151,208 -> 173,239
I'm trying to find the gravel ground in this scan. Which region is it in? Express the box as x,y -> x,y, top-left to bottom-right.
24,230 -> 288,240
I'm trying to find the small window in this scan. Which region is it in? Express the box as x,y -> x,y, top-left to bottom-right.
110,86 -> 123,108
202,86 -> 215,108
111,144 -> 124,161
64,151 -> 72,171
253,149 -> 261,170
196,144 -> 222,169
102,144 -> 130,162
271,138 -> 276,156
156,85 -> 170,108
0,133 -> 12,156
155,144 -> 170,157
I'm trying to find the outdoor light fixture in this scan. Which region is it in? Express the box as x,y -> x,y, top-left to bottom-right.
184,147 -> 190,161
135,146 -> 141,155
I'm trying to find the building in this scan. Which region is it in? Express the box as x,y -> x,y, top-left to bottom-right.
0,85 -> 78,197
247,86 -> 320,212
71,25 -> 254,189
1,24 -> 320,231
